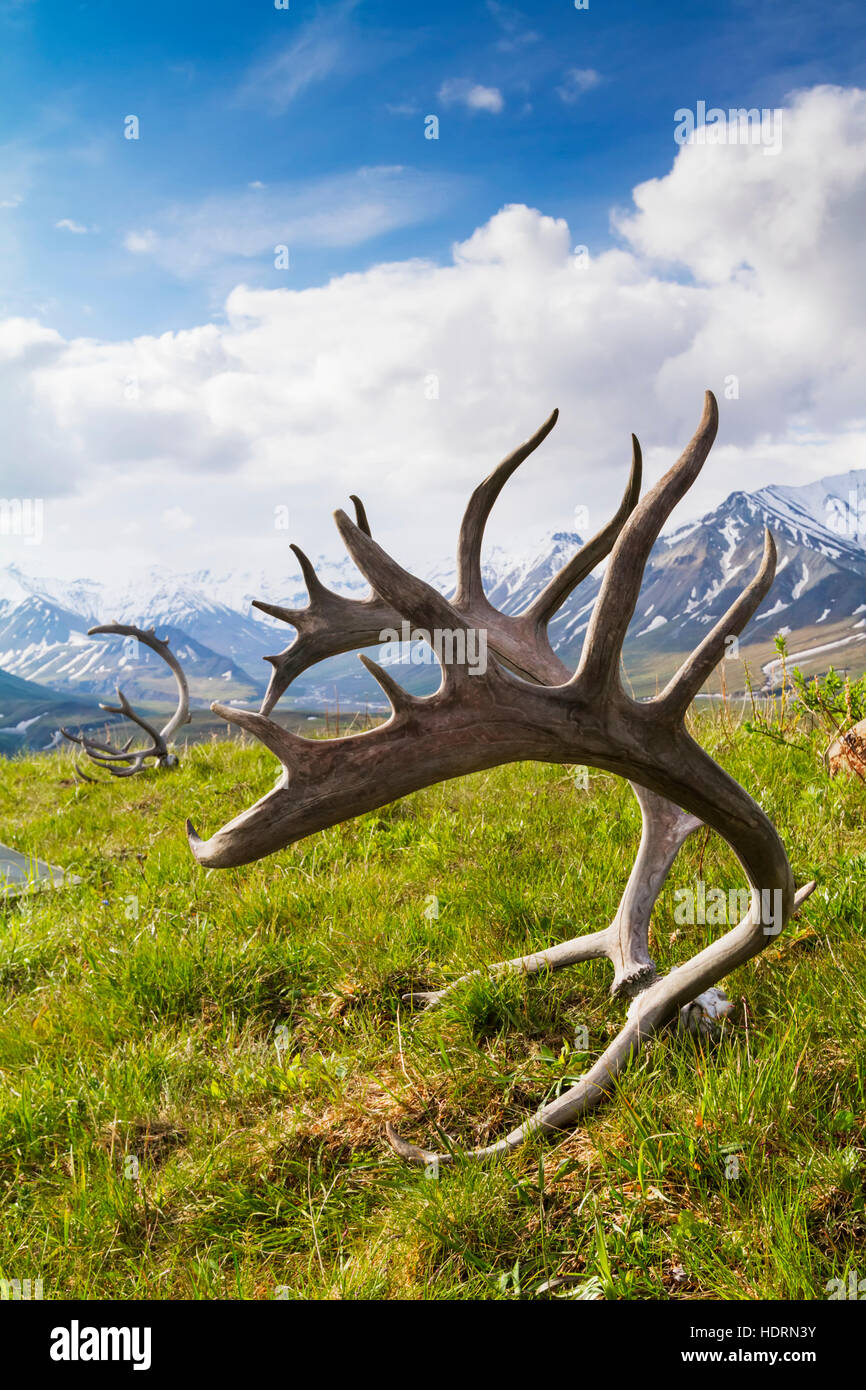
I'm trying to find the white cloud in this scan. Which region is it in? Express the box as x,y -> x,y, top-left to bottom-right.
557,68 -> 602,103
236,0 -> 362,112
121,166 -> 460,278
438,79 -> 505,114
124,229 -> 156,253
1,85 -> 865,582
55,218 -> 88,234
613,84 -> 866,431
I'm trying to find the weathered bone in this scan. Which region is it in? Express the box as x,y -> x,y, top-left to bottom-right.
186,392 -> 814,1160
62,624 -> 191,777
387,877 -> 817,1165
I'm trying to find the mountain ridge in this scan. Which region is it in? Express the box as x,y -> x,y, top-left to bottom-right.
1,468 -> 864,711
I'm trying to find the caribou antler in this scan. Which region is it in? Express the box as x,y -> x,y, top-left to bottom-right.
254,410 -> 637,703
187,392 -> 814,1160
62,624 -> 191,777
246,404 -> 684,1001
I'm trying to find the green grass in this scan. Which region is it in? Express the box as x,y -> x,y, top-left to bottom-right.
0,716 -> 863,1301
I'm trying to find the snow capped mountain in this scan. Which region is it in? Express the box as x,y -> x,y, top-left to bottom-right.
756,469 -> 866,551
616,468 -> 866,686
0,565 -> 271,702
1,470 -> 864,712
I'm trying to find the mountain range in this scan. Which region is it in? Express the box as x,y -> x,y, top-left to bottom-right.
1,466 -> 864,749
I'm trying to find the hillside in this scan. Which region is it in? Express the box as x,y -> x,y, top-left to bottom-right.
0,667 -> 90,755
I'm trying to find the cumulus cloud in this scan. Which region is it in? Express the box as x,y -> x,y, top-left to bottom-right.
614,84 -> 866,432
438,79 -> 505,114
1,84 -> 864,581
55,218 -> 88,234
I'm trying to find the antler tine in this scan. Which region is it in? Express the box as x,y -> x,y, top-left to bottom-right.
91,756 -> 156,778
357,652 -> 417,716
59,727 -> 135,755
523,433 -> 642,630
85,752 -> 151,777
655,529 -> 777,719
576,390 -> 718,692
285,542 -> 331,603
454,410 -> 559,610
209,700 -> 305,765
72,760 -> 99,783
334,509 -> 474,663
254,510 -> 398,717
100,686 -> 164,741
349,494 -> 372,537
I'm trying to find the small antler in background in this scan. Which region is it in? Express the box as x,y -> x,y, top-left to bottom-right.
61,624 -> 191,778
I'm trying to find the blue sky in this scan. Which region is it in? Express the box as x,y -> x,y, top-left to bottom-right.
1,0 -> 865,584
2,0 -> 864,340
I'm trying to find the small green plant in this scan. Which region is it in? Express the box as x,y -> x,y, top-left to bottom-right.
791,664 -> 866,733
744,637 -> 866,773
743,638 -> 808,750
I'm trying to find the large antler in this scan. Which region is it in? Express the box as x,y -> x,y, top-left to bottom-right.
249,408 -> 677,1001
62,624 -> 191,777
187,393 -> 814,1160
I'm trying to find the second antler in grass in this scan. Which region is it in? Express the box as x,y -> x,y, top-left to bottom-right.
62,624 -> 191,779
